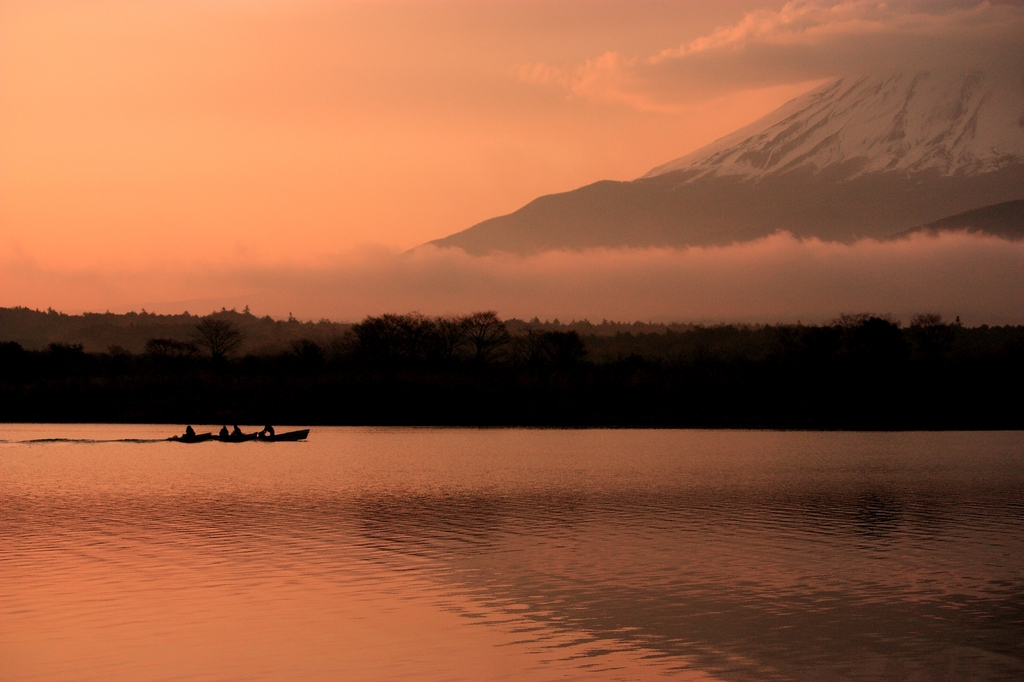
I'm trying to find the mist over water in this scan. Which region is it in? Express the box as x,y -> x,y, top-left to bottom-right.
2,425 -> 1023,681
3,232 -> 1023,324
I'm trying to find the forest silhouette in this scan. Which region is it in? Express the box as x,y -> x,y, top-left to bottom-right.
1,307 -> 1021,429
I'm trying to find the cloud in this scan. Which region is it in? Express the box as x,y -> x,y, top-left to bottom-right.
4,234 -> 1024,326
516,52 -> 684,114
516,1 -> 1024,111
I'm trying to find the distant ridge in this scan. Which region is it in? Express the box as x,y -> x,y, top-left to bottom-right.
0,307 -> 351,354
429,71 -> 1024,255
893,199 -> 1024,241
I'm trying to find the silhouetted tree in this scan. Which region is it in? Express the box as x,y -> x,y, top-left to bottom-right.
191,317 -> 244,361
509,326 -> 547,366
435,315 -> 468,361
910,313 -> 944,328
351,315 -> 399,363
510,328 -> 586,368
145,338 -> 198,358
908,313 -> 954,359
0,341 -> 27,377
48,342 -> 84,354
352,313 -> 438,365
541,330 -> 588,368
45,342 -> 88,374
850,317 -> 906,362
462,311 -> 510,362
399,313 -> 439,362
290,339 -> 325,369
107,345 -> 132,357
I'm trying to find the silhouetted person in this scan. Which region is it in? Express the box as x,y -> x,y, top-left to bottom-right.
219,425 -> 229,438
185,425 -> 195,438
260,424 -> 275,437
231,424 -> 243,437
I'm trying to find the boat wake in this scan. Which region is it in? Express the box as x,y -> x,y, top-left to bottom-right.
3,429 -> 309,444
15,438 -> 168,444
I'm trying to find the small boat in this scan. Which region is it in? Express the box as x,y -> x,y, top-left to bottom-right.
215,432 -> 259,443
168,432 -> 214,443
256,429 -> 310,442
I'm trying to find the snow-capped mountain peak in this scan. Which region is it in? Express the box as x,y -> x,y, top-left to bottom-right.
429,69 -> 1024,255
644,71 -> 1024,181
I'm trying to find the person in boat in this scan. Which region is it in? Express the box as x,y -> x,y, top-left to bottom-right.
219,425 -> 229,438
185,425 -> 196,438
259,424 -> 275,438
231,424 -> 243,437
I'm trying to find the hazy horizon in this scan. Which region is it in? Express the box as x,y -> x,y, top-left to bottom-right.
4,232 -> 1024,327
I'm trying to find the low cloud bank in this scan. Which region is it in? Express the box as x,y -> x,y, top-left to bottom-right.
3,232 -> 1024,325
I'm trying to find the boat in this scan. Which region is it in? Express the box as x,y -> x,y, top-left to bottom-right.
168,428 -> 309,443
168,432 -> 214,443
256,429 -> 310,442
215,432 -> 259,443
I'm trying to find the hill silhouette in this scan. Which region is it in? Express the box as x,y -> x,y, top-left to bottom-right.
0,307 -> 351,354
893,200 -> 1024,241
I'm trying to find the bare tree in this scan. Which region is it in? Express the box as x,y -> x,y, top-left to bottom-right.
909,313 -> 944,328
352,313 -> 436,364
509,325 -> 545,365
435,315 -> 468,361
191,317 -> 244,361
462,311 -> 510,362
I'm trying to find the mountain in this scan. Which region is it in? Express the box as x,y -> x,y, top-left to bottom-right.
430,71 -> 1024,255
893,199 -> 1024,241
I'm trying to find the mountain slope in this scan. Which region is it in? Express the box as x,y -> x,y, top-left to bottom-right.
645,71 -> 1024,179
894,199 -> 1024,241
430,71 -> 1024,255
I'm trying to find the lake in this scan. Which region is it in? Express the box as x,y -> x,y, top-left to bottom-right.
1,426 -> 1022,681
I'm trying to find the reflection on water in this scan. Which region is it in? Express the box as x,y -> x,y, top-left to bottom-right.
1,425 -> 1023,681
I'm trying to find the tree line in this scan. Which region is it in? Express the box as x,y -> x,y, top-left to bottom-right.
128,311 -> 586,369
1,311 -> 1022,429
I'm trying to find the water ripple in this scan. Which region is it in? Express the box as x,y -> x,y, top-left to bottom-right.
1,427 -> 1023,681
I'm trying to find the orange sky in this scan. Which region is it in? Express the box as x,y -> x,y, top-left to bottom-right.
0,0 -> 819,269
4,1 -> 1023,320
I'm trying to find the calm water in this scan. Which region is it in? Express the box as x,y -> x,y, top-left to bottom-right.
1,426 -> 1022,681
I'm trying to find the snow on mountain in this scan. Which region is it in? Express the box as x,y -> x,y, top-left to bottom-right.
429,70 -> 1024,255
644,71 -> 1024,180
